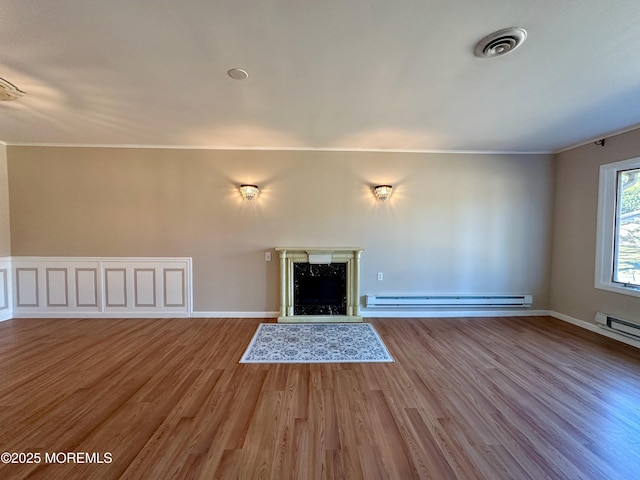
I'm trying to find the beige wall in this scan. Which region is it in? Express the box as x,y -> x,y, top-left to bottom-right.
0,144 -> 10,256
551,128 -> 640,323
7,146 -> 554,312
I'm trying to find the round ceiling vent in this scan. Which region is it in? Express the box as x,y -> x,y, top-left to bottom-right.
0,77 -> 25,101
474,27 -> 527,58
227,68 -> 249,80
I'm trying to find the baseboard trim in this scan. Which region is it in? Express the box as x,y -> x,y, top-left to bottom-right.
361,309 -> 550,318
11,312 -> 191,319
1,310 -> 549,320
549,310 -> 640,349
0,312 -> 12,322
191,311 -> 280,319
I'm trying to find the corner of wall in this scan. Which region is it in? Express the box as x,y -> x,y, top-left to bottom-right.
549,127 -> 640,327
549,310 -> 640,350
0,143 -> 10,258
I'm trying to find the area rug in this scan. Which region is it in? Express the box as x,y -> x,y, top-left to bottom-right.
240,323 -> 394,363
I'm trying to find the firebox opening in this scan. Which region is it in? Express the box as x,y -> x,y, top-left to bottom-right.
294,263 -> 347,315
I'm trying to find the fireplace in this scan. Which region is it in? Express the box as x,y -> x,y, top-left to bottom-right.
275,247 -> 363,323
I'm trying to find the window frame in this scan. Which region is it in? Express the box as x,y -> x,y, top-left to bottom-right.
595,156 -> 640,298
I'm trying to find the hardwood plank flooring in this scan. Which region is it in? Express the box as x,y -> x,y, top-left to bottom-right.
0,316 -> 639,479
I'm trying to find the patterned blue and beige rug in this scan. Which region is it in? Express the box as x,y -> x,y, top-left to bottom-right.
240,323 -> 394,363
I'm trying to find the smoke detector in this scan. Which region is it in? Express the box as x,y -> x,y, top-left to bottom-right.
474,27 -> 527,58
0,77 -> 25,101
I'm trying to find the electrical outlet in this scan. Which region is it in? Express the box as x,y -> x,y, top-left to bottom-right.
265,252 -> 272,261
377,272 -> 383,281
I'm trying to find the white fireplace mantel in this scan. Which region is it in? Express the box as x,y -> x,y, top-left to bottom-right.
275,247 -> 364,323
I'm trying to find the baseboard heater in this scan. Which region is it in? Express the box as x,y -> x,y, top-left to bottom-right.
596,312 -> 640,340
365,294 -> 533,308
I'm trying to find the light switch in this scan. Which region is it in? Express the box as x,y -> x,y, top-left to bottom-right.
265,252 -> 272,261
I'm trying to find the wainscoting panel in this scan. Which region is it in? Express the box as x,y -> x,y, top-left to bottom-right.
104,268 -> 128,308
134,268 -> 156,308
163,268 -> 186,307
0,258 -> 11,321
0,269 -> 7,310
16,268 -> 39,307
12,257 -> 192,318
76,268 -> 99,307
46,268 -> 69,307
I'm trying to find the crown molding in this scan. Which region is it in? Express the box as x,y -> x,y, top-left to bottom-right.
554,121 -> 640,154
2,142 -> 552,155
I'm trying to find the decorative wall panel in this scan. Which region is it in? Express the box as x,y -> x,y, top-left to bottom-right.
105,268 -> 127,307
11,257 -> 191,317
75,268 -> 98,307
134,268 -> 156,307
46,268 -> 68,307
0,267 -> 9,311
163,269 -> 185,307
16,268 -> 39,307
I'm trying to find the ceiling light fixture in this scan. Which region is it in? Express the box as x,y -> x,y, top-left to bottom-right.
240,184 -> 259,200
373,185 -> 393,202
227,68 -> 249,80
0,77 -> 25,101
474,27 -> 527,58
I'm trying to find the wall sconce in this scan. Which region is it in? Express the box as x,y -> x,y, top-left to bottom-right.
373,185 -> 393,202
240,184 -> 259,201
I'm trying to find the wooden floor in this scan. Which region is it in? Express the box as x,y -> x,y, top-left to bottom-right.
0,316 -> 639,479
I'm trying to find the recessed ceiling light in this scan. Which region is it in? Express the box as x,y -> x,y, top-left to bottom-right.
474,27 -> 527,58
227,68 -> 249,80
0,77 -> 25,101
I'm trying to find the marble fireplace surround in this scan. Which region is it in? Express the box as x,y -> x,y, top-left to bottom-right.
275,247 -> 364,323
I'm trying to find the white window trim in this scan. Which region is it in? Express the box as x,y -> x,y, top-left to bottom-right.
595,156 -> 640,298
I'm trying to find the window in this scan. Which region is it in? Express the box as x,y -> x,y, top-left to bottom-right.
614,168 -> 640,286
596,157 -> 640,297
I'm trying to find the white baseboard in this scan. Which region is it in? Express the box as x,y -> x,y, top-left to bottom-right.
362,309 -> 550,318
549,311 -> 640,350
0,312 -> 12,322
191,311 -> 280,319
11,312 -> 191,319
193,310 -> 551,319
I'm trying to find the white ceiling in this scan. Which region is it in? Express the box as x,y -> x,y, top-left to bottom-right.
1,0 -> 640,153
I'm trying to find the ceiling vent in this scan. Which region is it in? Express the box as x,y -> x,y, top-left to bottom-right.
474,27 -> 527,58
0,77 -> 25,101
227,68 -> 249,80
